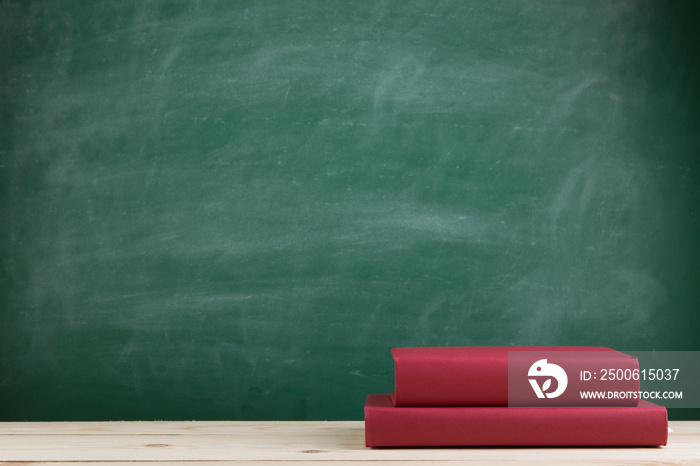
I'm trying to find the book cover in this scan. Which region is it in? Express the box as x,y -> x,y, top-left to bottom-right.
365,394 -> 668,447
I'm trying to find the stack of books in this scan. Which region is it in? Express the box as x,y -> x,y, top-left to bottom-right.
365,346 -> 668,447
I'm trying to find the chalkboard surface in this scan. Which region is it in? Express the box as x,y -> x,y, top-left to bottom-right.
1,1 -> 699,421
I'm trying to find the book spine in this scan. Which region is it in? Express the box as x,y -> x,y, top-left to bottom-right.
393,349 -> 640,407
365,395 -> 668,447
393,352 -> 507,406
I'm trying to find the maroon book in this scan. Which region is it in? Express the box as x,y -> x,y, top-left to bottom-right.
365,394 -> 668,447
392,346 -> 640,407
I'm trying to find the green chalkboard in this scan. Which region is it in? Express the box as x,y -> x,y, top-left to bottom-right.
1,1 -> 699,421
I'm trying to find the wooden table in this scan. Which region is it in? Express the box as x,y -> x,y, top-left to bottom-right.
1,421 -> 698,465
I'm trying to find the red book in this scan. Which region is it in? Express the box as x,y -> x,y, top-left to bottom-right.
392,346 -> 640,407
365,394 -> 668,447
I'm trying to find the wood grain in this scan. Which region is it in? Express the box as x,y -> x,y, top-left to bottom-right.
0,421 -> 698,464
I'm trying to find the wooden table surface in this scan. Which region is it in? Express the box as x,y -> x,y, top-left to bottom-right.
1,421 -> 698,465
